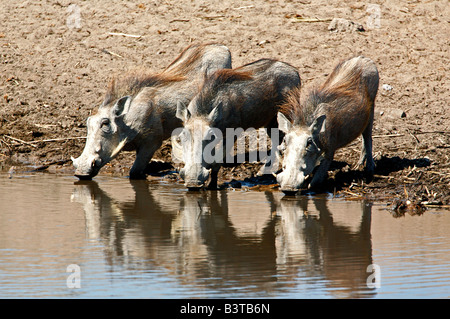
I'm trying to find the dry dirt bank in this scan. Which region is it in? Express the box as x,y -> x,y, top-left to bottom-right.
1,0 -> 449,209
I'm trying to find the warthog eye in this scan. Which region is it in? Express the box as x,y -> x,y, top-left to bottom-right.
306,137 -> 320,152
277,142 -> 286,154
100,118 -> 111,133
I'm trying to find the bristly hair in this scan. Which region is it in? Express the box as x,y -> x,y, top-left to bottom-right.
319,60 -> 364,100
280,64 -> 364,127
279,87 -> 317,126
204,68 -> 254,89
162,42 -> 212,77
194,68 -> 253,115
102,43 -> 222,106
102,72 -> 185,106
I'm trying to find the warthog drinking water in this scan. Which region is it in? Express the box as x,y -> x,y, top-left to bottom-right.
276,56 -> 379,195
174,59 -> 301,190
71,43 -> 232,179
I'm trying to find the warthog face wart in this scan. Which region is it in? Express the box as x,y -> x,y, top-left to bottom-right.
72,96 -> 132,180
276,112 -> 326,194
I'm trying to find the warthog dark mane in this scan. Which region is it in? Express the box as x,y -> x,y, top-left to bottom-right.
103,72 -> 185,106
280,64 -> 365,127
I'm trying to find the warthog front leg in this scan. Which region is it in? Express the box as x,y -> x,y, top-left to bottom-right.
356,109 -> 375,179
310,152 -> 334,189
258,124 -> 283,176
206,166 -> 220,190
129,142 -> 161,179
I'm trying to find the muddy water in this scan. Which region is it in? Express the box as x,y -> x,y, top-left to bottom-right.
0,173 -> 449,299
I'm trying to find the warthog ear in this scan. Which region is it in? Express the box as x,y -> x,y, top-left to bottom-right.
113,96 -> 132,117
277,112 -> 292,134
310,114 -> 326,143
208,101 -> 223,123
176,101 -> 191,122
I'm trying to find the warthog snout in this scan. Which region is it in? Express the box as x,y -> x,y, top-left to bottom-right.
277,170 -> 307,195
72,155 -> 102,180
180,166 -> 211,190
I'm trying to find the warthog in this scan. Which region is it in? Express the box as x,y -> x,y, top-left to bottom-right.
276,56 -> 379,195
71,43 -> 232,179
174,59 -> 301,190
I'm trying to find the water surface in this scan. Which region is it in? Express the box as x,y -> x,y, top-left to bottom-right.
0,173 -> 449,298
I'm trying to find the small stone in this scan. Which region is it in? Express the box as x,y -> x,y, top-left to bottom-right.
380,108 -> 406,119
328,18 -> 365,32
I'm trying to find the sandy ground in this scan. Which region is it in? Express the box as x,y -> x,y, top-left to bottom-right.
1,0 -> 449,208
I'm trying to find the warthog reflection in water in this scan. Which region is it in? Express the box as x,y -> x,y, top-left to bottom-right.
71,181 -> 375,298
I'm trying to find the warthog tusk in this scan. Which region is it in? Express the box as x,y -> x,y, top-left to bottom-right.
111,139 -> 128,159
71,156 -> 78,168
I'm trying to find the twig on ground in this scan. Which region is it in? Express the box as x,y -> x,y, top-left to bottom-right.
422,204 -> 450,208
4,135 -> 38,148
169,19 -> 190,23
102,49 -> 123,58
373,133 -> 404,138
408,130 -> 420,144
233,5 -> 255,10
290,17 -> 333,23
414,130 -> 450,135
342,190 -> 363,197
108,32 -> 142,38
1,136 -> 86,148
27,137 -> 87,144
373,131 -> 449,138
